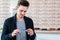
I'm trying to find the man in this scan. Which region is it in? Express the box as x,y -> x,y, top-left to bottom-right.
1,0 -> 36,40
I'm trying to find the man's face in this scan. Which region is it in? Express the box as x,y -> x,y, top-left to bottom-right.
17,5 -> 28,18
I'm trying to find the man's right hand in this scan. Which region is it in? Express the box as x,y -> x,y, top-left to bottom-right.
12,29 -> 20,37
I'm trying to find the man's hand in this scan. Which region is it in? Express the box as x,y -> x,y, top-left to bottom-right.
12,29 -> 20,37
26,28 -> 34,36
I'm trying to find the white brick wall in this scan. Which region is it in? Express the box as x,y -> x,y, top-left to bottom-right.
0,0 -> 60,29
27,0 -> 60,28
0,0 -> 10,29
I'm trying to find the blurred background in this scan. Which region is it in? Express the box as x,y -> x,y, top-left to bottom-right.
0,0 -> 60,40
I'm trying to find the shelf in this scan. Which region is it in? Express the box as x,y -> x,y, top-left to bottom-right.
35,30 -> 60,34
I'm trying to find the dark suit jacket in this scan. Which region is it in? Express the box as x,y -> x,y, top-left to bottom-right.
1,15 -> 36,40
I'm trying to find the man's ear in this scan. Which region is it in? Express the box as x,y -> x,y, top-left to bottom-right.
15,6 -> 18,10
13,6 -> 18,10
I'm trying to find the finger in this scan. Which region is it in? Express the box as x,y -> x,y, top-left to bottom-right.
26,30 -> 32,35
15,29 -> 20,33
26,28 -> 32,32
14,30 -> 20,34
27,28 -> 31,30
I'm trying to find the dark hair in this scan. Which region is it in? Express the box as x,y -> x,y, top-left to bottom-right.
17,0 -> 29,7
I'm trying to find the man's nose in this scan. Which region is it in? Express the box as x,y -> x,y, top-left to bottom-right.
21,12 -> 25,14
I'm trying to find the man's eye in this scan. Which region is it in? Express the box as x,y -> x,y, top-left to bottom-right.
20,10 -> 23,12
24,11 -> 26,13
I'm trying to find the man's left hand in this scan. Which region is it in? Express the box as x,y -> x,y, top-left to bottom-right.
26,28 -> 34,36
